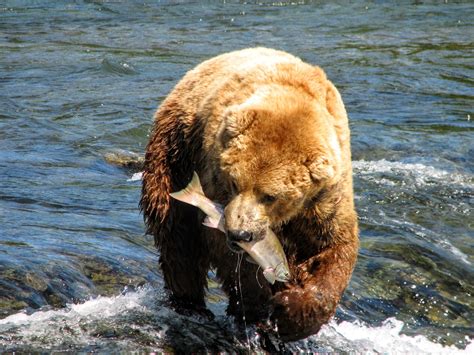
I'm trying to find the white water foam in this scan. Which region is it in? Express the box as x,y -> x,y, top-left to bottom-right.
0,290 -> 146,327
127,171 -> 143,182
0,286 -> 161,349
313,318 -> 473,354
353,159 -> 473,187
0,287 -> 471,353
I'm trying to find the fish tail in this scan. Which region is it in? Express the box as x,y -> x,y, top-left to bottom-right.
169,171 -> 204,206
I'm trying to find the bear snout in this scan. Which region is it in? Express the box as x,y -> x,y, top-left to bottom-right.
227,229 -> 253,242
226,229 -> 255,252
224,192 -> 268,242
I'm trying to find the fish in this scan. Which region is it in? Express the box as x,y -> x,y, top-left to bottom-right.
170,172 -> 291,284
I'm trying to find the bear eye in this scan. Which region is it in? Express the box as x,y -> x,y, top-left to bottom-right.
261,193 -> 277,204
230,180 -> 239,193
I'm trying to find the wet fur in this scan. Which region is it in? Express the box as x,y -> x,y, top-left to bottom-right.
141,48 -> 359,341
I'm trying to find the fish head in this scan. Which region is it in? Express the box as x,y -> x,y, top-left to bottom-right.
262,263 -> 291,284
262,268 -> 276,285
274,262 -> 291,283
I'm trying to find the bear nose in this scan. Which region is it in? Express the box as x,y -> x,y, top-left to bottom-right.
227,230 -> 253,243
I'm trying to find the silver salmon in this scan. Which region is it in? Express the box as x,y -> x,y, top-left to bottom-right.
170,172 -> 290,284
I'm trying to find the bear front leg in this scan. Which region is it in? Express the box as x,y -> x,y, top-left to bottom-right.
270,240 -> 358,341
159,201 -> 211,313
141,105 -> 210,314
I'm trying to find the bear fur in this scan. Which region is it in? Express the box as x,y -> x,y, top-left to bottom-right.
141,48 -> 358,341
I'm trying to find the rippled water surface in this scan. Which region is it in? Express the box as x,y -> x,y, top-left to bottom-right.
1,1 -> 473,352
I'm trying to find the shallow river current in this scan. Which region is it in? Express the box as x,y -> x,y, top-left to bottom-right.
1,1 -> 473,352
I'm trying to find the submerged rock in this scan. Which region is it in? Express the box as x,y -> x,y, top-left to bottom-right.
104,150 -> 144,171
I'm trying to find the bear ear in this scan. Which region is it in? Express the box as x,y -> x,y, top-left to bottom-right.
218,107 -> 257,147
306,156 -> 336,184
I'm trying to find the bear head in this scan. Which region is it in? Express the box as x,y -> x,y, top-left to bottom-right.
217,84 -> 342,243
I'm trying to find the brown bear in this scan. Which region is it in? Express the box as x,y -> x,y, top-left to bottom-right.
141,47 -> 358,341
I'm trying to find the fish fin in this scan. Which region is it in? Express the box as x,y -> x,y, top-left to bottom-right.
263,268 -> 276,284
170,171 -> 204,206
188,171 -> 205,196
202,216 -> 219,229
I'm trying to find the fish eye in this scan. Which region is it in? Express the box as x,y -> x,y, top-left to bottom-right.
261,193 -> 277,204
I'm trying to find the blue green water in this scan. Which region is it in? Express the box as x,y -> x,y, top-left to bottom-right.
1,1 -> 472,352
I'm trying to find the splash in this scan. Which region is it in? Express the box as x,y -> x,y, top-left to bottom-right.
311,318 -> 473,354
353,159 -> 473,187
127,171 -> 143,182
0,287 -> 149,327
1,286 -> 471,353
0,286 -> 162,351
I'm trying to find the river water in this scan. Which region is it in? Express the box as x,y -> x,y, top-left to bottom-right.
1,1 -> 472,352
